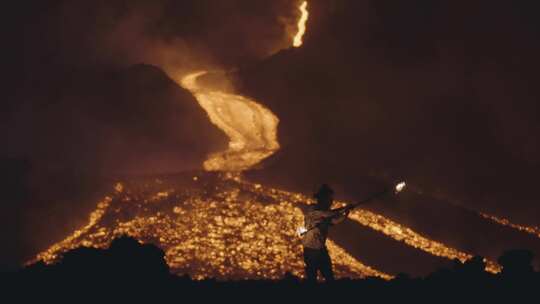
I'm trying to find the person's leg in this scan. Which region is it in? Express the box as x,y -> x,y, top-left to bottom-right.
319,248 -> 335,282
303,248 -> 319,282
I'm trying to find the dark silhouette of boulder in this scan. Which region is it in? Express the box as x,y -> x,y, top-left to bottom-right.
498,249 -> 534,278
108,235 -> 169,279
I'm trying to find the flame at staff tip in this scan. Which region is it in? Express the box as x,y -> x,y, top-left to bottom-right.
293,1 -> 309,47
297,226 -> 307,236
395,181 -> 406,193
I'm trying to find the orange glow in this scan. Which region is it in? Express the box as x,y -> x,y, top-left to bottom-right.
32,176 -> 391,280
32,175 -> 504,278
178,71 -> 279,171
238,179 -> 501,274
293,1 -> 309,47
479,212 -> 540,239
26,1 -> 507,280
346,208 -> 500,273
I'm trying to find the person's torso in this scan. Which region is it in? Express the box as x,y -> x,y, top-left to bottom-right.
301,209 -> 334,249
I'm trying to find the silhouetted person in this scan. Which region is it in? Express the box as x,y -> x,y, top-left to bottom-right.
301,184 -> 349,282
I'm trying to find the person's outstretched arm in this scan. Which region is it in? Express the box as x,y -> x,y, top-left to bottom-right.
330,209 -> 350,224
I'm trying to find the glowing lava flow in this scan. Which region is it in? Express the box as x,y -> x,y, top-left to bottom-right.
32,174 -> 504,278
32,176 -> 391,280
32,55 -> 396,281
479,212 -> 540,239
237,179 -> 502,274
30,69 -> 502,277
179,72 -> 279,171
30,0 -> 503,278
346,210 -> 501,273
293,1 -> 309,47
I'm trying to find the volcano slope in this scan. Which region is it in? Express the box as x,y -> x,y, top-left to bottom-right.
29,64 -> 510,278
31,60 -> 540,277
35,168 -> 523,277
27,2 -> 540,277
33,173 -> 392,280
3,64 -> 228,267
236,0 -> 540,270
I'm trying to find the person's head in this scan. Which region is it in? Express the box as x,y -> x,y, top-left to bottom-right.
314,184 -> 334,210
